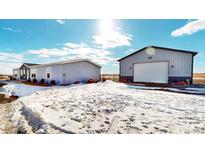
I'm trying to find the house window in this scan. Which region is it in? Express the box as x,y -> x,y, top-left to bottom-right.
32,74 -> 36,78
47,73 -> 50,78
63,73 -> 66,77
15,74 -> 17,77
148,56 -> 152,59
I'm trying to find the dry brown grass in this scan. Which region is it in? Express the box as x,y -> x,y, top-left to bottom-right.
0,94 -> 18,104
101,74 -> 119,82
0,82 -> 7,87
0,83 -> 18,104
193,73 -> 205,84
0,75 -> 10,80
193,73 -> 205,78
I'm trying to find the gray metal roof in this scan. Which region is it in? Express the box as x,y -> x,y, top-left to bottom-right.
29,58 -> 101,68
118,45 -> 198,61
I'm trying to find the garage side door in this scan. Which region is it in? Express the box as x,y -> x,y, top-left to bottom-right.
134,62 -> 168,83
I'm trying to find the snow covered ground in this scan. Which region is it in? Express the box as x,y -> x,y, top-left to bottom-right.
128,85 -> 205,94
185,87 -> 205,93
0,82 -> 51,97
12,81 -> 205,134
0,101 -> 15,133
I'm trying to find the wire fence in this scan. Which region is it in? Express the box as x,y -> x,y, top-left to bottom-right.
101,74 -> 119,82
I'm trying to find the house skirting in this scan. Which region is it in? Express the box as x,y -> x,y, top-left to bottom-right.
119,76 -> 193,84
119,76 -> 133,82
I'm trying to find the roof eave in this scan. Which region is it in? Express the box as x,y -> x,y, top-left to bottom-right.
29,59 -> 101,68
118,46 -> 198,61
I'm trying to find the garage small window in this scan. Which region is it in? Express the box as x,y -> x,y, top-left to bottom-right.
47,73 -> 50,78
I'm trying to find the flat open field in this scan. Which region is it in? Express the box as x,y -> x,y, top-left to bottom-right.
0,75 -> 10,80
193,73 -> 205,84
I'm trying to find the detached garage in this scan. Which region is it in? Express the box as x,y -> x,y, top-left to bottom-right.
118,46 -> 198,84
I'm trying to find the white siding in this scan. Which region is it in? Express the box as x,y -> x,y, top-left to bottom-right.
30,68 -> 37,79
30,61 -> 100,84
61,61 -> 100,84
30,66 -> 61,84
120,48 -> 193,77
50,65 -> 60,84
13,69 -> 20,80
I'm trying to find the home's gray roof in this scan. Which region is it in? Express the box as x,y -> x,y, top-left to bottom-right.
13,59 -> 101,70
23,63 -> 39,66
118,45 -> 198,61
29,58 -> 101,68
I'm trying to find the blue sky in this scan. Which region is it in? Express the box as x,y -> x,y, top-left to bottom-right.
0,19 -> 204,74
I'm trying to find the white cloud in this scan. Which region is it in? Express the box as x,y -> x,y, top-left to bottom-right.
27,48 -> 69,58
27,42 -> 117,65
64,42 -> 88,48
93,19 -> 132,48
0,62 -> 21,75
93,30 -> 132,48
111,63 -> 119,67
125,48 -> 134,54
3,27 -> 22,32
63,45 -> 117,65
56,19 -> 66,24
171,19 -> 205,37
0,52 -> 24,74
0,52 -> 23,62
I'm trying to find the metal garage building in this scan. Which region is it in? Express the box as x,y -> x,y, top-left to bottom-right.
118,46 -> 198,84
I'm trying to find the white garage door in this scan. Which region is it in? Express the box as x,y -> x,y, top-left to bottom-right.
134,62 -> 168,83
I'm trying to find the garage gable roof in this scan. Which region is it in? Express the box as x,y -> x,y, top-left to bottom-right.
29,58 -> 101,68
118,45 -> 198,61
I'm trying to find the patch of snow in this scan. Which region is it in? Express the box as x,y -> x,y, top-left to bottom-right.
12,81 -> 205,134
0,83 -> 50,97
185,87 -> 205,92
128,85 -> 205,94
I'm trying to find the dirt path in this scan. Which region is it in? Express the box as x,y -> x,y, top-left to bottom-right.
0,94 -> 17,134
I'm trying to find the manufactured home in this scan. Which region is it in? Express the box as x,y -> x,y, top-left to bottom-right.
13,59 -> 101,84
118,46 -> 198,84
13,63 -> 39,80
